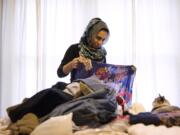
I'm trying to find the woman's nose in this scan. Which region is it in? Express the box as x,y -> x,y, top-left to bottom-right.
97,39 -> 103,46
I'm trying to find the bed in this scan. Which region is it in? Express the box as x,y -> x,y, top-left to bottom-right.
1,109 -> 180,135
1,62 -> 180,135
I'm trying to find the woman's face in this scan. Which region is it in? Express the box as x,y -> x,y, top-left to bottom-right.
90,30 -> 108,49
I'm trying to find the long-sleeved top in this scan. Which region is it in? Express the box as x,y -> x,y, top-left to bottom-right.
57,43 -> 106,82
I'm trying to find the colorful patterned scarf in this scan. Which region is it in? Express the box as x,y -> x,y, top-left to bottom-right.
74,61 -> 136,107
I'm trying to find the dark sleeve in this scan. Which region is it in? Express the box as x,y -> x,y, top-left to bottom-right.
57,44 -> 80,78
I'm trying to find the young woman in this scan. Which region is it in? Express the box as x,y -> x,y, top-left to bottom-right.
57,18 -> 110,82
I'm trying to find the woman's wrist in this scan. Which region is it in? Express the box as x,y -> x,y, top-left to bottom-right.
63,62 -> 73,75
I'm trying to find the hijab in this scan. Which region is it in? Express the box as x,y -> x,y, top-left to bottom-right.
79,18 -> 109,61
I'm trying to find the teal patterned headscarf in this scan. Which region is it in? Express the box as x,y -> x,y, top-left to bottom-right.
79,18 -> 109,61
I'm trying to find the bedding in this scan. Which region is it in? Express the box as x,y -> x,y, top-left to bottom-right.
39,62 -> 136,126
0,117 -> 11,135
6,88 -> 73,123
3,62 -> 180,135
1,115 -> 180,135
40,88 -> 117,127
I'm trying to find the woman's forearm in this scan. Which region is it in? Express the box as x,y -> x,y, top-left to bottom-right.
63,62 -> 73,75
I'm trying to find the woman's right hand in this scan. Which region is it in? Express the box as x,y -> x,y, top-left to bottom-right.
63,57 -> 80,75
70,57 -> 80,69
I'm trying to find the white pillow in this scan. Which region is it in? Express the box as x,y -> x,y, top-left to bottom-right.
31,113 -> 73,135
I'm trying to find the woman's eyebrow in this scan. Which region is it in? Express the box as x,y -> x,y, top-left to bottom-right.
96,35 -> 106,41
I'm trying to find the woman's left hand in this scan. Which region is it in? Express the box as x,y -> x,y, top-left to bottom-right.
79,55 -> 92,71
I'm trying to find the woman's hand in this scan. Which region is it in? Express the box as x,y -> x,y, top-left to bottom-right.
70,57 -> 80,69
63,55 -> 92,75
79,55 -> 92,71
63,57 -> 80,75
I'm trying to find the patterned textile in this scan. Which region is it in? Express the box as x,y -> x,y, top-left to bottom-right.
74,61 -> 136,107
156,110 -> 180,127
